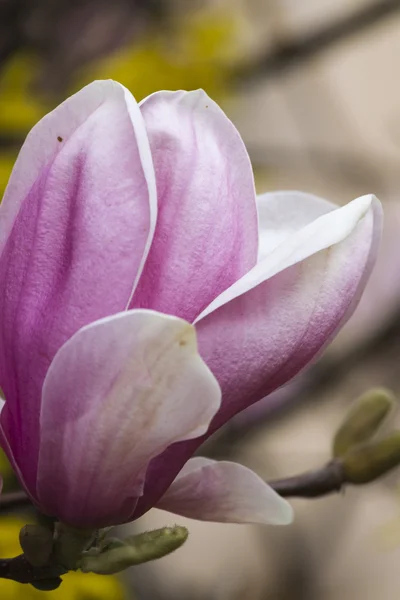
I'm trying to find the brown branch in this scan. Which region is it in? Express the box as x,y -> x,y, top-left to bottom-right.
0,554 -> 64,586
0,492 -> 65,587
0,490 -> 31,511
235,0 -> 400,83
269,460 -> 344,498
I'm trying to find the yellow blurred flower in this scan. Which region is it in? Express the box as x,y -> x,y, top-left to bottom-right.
0,55 -> 48,195
0,518 -> 127,600
83,9 -> 240,101
0,7 -> 241,194
0,449 -> 18,493
0,56 -> 46,134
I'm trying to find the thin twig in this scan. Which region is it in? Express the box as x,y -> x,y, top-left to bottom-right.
0,490 -> 31,511
0,554 -> 64,586
235,0 -> 400,83
269,460 -> 344,498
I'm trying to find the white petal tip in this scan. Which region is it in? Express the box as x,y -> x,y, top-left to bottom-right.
263,498 -> 294,526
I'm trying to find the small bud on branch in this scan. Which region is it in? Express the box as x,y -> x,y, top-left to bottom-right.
81,526 -> 189,575
333,388 -> 394,458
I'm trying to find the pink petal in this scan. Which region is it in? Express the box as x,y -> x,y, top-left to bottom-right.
133,193 -> 381,518
157,457 -> 293,525
130,90 -> 258,322
0,80 -> 156,493
36,310 -> 221,528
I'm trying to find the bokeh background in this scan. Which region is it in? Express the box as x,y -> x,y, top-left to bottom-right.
2,1 -> 400,598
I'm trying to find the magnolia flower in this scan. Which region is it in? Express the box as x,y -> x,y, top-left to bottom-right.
0,81 -> 381,529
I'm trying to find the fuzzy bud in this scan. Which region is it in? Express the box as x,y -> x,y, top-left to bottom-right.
333,388 -> 395,458
81,526 -> 189,575
343,432 -> 400,484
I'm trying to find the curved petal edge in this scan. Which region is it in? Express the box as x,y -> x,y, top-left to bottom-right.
157,457 -> 293,525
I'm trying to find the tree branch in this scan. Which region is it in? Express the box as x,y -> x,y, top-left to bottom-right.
0,554 -> 64,587
269,460 -> 344,498
235,0 -> 400,83
0,490 -> 32,511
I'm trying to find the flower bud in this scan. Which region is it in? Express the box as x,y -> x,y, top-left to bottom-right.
333,388 -> 395,458
343,432 -> 400,484
81,526 -> 189,575
19,524 -> 54,567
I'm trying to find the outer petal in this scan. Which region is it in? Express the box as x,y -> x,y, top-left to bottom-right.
0,80 -> 157,493
157,457 -> 293,525
36,310 -> 221,528
130,90 -> 258,322
133,194 -> 382,518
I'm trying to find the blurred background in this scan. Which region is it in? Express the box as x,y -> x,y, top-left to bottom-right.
2,0 -> 400,598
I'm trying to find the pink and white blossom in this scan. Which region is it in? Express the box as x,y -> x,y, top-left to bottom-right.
0,81 -> 381,528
